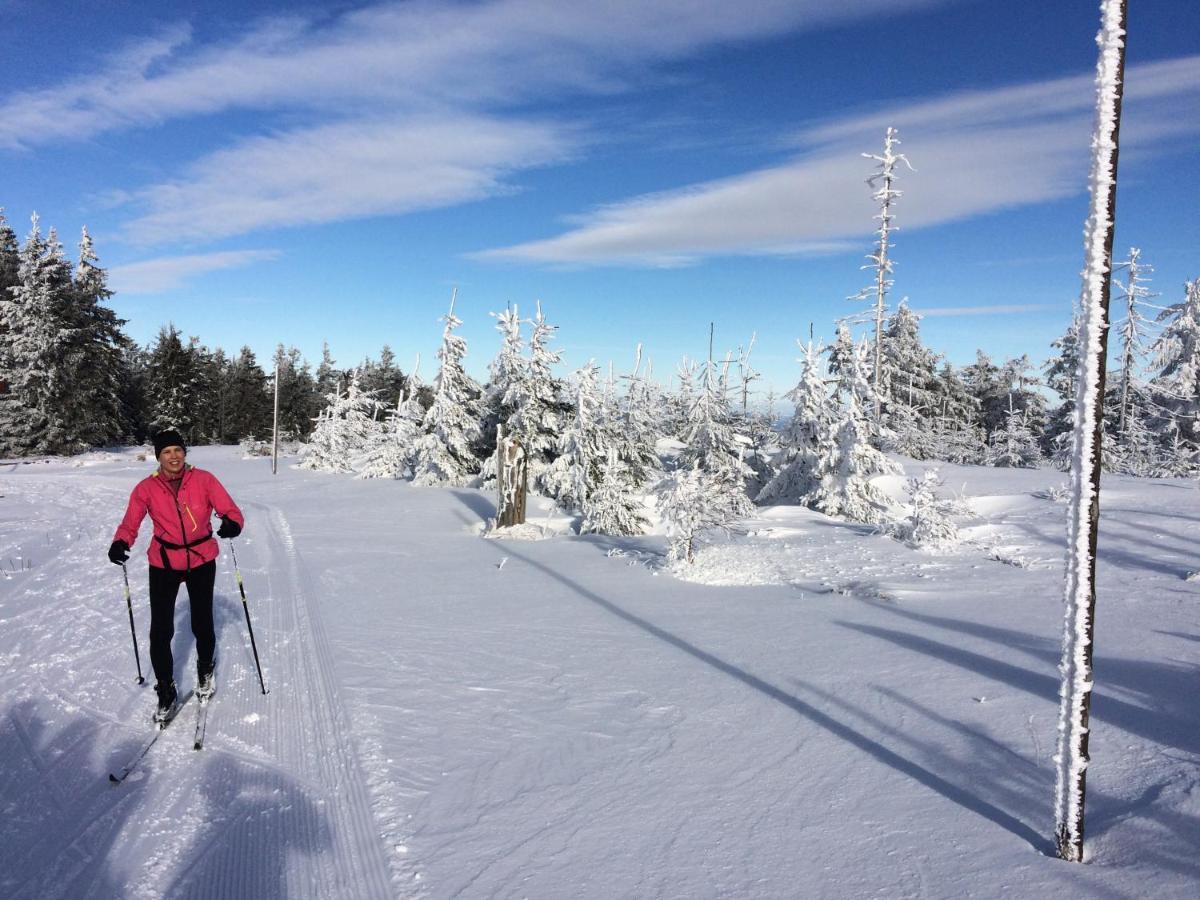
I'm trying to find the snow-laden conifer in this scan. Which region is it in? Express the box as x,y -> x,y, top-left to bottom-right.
300,372 -> 382,473
412,293 -> 483,487
1110,248 -> 1156,439
581,447 -> 648,536
1148,278 -> 1200,463
988,398 -> 1043,468
757,340 -> 838,506
616,345 -> 665,491
479,305 -> 526,474
656,461 -> 743,564
513,302 -> 566,491
358,374 -> 426,480
850,127 -> 912,422
544,361 -> 606,510
677,347 -> 754,521
891,469 -> 961,549
817,341 -> 900,523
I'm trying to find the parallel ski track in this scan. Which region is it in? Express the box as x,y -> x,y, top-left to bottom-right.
231,499 -> 393,899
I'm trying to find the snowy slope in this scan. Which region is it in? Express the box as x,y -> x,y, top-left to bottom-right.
0,448 -> 1196,898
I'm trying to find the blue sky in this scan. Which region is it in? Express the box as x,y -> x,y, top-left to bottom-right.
2,0 -> 1197,397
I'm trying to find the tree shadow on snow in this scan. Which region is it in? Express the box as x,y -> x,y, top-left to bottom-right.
448,489 -> 496,523
485,542 -> 1048,852
832,619 -> 1200,757
0,698 -> 146,899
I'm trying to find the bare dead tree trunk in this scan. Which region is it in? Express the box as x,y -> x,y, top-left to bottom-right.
1054,0 -> 1127,864
496,424 -> 528,527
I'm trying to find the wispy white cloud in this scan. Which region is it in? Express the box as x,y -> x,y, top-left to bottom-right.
912,304 -> 1054,318
121,116 -> 574,244
0,0 -> 951,246
0,0 -> 948,152
478,55 -> 1200,266
108,249 -> 282,293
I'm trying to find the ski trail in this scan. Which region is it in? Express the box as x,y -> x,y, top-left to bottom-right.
233,499 -> 393,898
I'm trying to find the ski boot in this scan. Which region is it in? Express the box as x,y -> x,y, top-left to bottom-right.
153,681 -> 180,726
196,662 -> 216,704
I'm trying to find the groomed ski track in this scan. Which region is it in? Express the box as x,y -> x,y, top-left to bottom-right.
0,456 -> 390,899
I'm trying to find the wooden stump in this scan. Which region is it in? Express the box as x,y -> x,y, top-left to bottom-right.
496,425 -> 528,527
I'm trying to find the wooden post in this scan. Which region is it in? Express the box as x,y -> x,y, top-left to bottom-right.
272,358 -> 280,475
495,424 -> 528,527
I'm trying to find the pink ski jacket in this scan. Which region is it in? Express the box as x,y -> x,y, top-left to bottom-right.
113,465 -> 244,571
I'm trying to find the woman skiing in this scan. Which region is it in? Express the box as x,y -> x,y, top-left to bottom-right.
108,430 -> 244,723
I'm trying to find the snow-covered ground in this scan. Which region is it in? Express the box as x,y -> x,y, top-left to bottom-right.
1,447 -> 1196,898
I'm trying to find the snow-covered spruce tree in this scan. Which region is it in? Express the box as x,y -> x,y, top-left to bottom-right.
1055,0 -> 1126,864
616,346 -> 666,492
544,361 -> 607,510
757,340 -> 839,506
273,344 -> 319,441
0,216 -> 79,454
299,371 -> 381,473
1044,314 -> 1083,465
1109,248 -> 1156,440
891,468 -> 960,549
143,325 -> 210,444
817,341 -> 900,523
1148,278 -> 1200,460
677,347 -> 754,520
358,377 -> 426,480
656,461 -> 742,564
513,302 -> 567,492
359,344 -> 407,411
581,446 -> 649,536
60,226 -> 133,449
478,304 -> 526,475
879,301 -> 942,459
850,127 -> 912,423
411,293 -> 483,487
218,345 -> 272,443
988,397 -> 1043,468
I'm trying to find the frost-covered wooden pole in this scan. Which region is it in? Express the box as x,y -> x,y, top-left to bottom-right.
1054,0 -> 1127,864
272,358 -> 280,475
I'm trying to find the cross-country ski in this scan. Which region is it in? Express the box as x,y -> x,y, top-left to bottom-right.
109,690 -> 195,785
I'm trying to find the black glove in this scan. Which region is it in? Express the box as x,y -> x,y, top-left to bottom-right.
108,540 -> 130,565
217,517 -> 241,539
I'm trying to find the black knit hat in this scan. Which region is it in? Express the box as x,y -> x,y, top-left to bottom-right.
153,429 -> 186,459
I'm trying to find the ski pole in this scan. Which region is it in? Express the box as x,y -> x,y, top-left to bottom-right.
121,563 -> 146,684
228,540 -> 269,695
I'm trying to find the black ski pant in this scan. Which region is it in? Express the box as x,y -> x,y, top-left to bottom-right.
148,560 -> 216,687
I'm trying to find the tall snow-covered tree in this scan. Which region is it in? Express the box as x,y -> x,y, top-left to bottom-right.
64,226 -> 133,448
300,371 -> 381,473
616,345 -> 665,491
479,304 -> 526,468
757,340 -> 839,506
0,215 -> 76,454
273,344 -> 319,441
411,293 -> 483,487
1148,278 -> 1200,459
677,346 -> 754,521
581,447 -> 648,536
544,361 -> 607,510
220,346 -> 272,443
1109,248 -> 1156,439
850,127 -> 912,422
1044,314 -> 1082,462
817,340 -> 901,523
358,375 -> 426,480
513,302 -> 567,491
879,301 -> 942,459
143,324 -> 206,442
